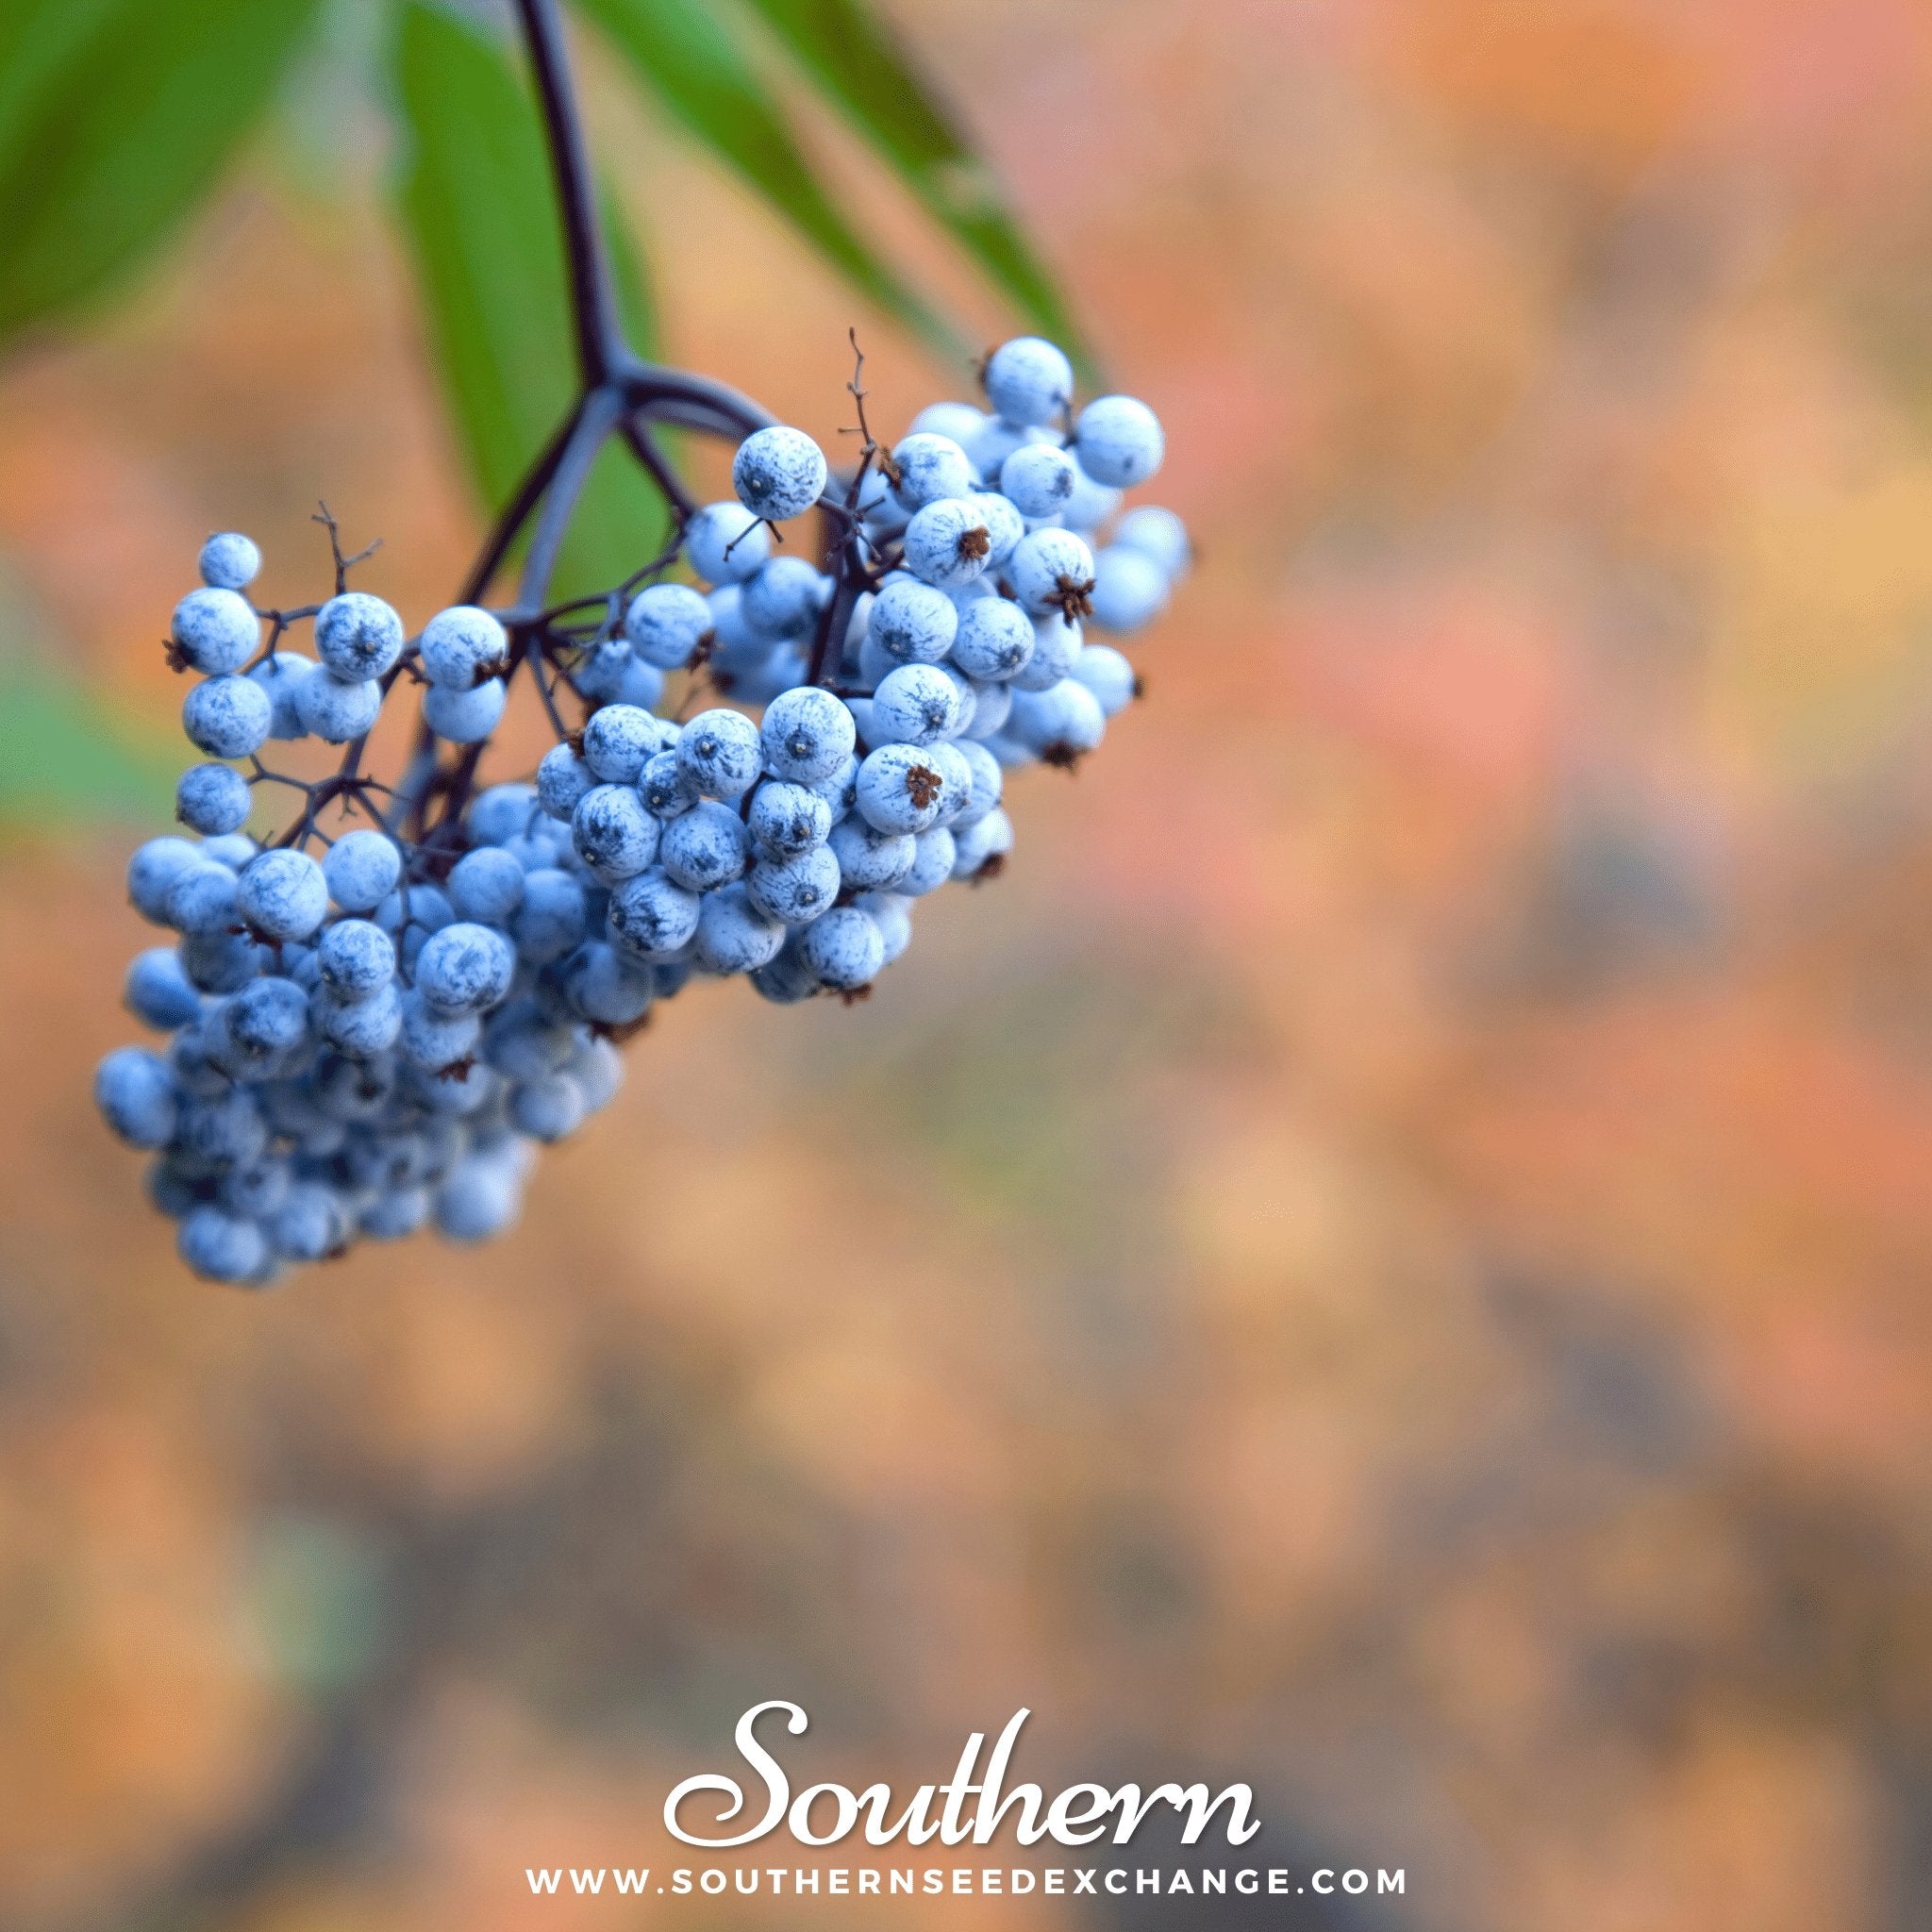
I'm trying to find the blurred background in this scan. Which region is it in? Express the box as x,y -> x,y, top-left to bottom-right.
4,0 -> 1932,1926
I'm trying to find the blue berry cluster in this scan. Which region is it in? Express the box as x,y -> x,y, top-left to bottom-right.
96,338 -> 1187,1284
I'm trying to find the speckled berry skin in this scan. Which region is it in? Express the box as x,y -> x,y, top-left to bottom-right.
420,605 -> 507,687
890,432 -> 975,509
416,923 -> 516,1016
571,784 -> 660,883
950,597 -> 1034,682
732,425 -> 828,522
676,708 -> 763,801
856,743 -> 950,836
748,780 -> 833,858
608,866 -> 702,959
125,948 -> 202,1029
558,941 -> 654,1025
868,577 -> 958,665
970,490 -> 1026,567
746,844 -> 841,924
423,675 -> 506,743
315,591 -> 406,680
183,675 -> 274,758
537,743 -> 595,821
760,685 -> 857,784
625,580 -> 713,665
469,783 -> 536,845
749,944 -> 821,1005
639,749 -> 696,819
799,906 -> 886,990
869,663 -> 960,748
316,979 -> 403,1056
949,740 -> 1004,827
827,815 -> 914,891
999,442 -> 1078,520
914,738 -> 974,826
313,919 -> 392,1001
900,827 -> 957,897
198,531 -> 262,591
292,664 -> 381,744
982,337 -> 1075,428
1007,528 -> 1095,619
659,798 -> 750,892
175,761 -> 253,837
582,704 -> 666,784
902,498 -> 992,591
449,847 -> 526,924
246,650 -> 313,740
240,849 -> 329,941
1010,612 -> 1083,693
166,860 -> 240,936
172,588 -> 258,675
742,557 -> 827,639
692,882 -> 786,974
683,501 -> 772,583
95,1046 -> 178,1148
1072,394 -> 1165,488
324,831 -> 402,912
1090,545 -> 1170,634
397,988 -> 480,1073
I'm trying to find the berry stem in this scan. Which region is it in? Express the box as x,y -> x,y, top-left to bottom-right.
513,0 -> 624,389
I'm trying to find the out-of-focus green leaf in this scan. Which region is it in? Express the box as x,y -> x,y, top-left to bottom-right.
0,659 -> 174,828
570,0 -> 964,363
739,0 -> 1092,376
0,0 -> 324,343
390,0 -> 666,602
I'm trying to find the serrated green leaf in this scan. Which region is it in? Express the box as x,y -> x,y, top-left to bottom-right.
389,0 -> 667,603
738,0 -> 1092,376
0,0 -> 324,343
570,0 -> 964,364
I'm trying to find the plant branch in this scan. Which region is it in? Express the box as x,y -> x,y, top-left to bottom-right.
512,0 -> 622,387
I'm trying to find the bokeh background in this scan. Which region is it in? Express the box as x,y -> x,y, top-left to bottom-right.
5,0 -> 1932,1926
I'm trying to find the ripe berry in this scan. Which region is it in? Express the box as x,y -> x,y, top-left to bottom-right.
183,674 -> 274,758
889,432 -> 975,509
1072,395 -> 1165,488
171,589 -> 258,675
798,906 -> 886,990
315,591 -> 406,679
198,531 -> 262,591
982,337 -> 1074,428
625,580 -> 713,666
760,685 -> 857,784
683,501 -> 772,583
175,761 -> 253,837
420,605 -> 508,687
732,425 -> 828,522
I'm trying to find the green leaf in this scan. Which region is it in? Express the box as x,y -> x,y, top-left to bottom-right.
0,0 -> 324,343
389,0 -> 666,602
570,0 -> 964,364
0,660 -> 174,829
738,0 -> 1092,375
